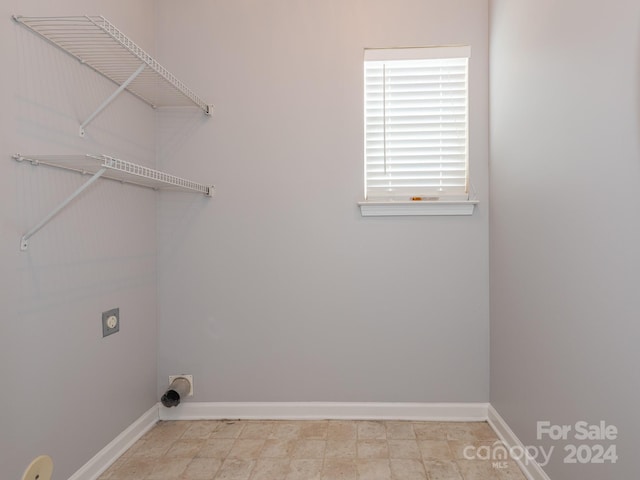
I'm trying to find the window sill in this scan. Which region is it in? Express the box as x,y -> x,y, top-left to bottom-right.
358,200 -> 478,217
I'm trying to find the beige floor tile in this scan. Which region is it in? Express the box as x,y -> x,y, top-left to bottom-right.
211,422 -> 246,439
356,459 -> 391,479
248,458 -> 290,480
227,439 -> 265,459
388,440 -> 421,459
260,438 -> 296,458
468,422 -> 499,441
291,439 -> 326,459
442,422 -> 498,442
418,440 -> 452,461
215,458 -> 256,480
102,456 -> 156,479
181,458 -> 222,480
166,439 -> 206,458
325,439 -> 357,458
423,460 -> 463,480
98,420 -> 504,480
127,440 -> 172,459
496,460 -> 527,480
327,421 -> 357,440
285,459 -> 323,480
448,439 -> 497,460
385,421 -> 416,440
299,421 -> 328,439
269,422 -> 301,440
357,440 -> 389,459
357,421 -> 387,440
182,421 -> 221,440
411,423 -> 449,441
440,423 -> 474,441
142,433 -> 177,446
447,440 -> 468,460
321,458 -> 357,480
144,421 -> 190,442
389,459 -> 427,480
240,422 -> 275,439
456,459 -> 501,480
147,457 -> 191,479
198,439 -> 236,458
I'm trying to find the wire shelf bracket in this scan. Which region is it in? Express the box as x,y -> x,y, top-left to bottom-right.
12,15 -> 213,137
13,154 -> 214,251
79,62 -> 146,137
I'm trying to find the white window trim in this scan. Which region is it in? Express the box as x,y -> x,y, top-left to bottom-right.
359,199 -> 478,217
361,45 -> 477,217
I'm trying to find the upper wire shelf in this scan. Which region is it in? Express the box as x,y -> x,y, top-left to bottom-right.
12,15 -> 212,121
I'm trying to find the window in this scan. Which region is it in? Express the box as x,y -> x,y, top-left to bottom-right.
360,46 -> 476,216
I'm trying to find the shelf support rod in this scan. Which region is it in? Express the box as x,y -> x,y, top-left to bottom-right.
20,168 -> 107,251
79,62 -> 147,137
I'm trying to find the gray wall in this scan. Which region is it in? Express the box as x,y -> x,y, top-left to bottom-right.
1,1 -> 490,478
490,1 -> 640,478
0,1 -> 158,479
155,0 -> 490,403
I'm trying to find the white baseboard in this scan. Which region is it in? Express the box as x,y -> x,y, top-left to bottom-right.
488,405 -> 551,480
68,404 -> 159,480
158,401 -> 489,422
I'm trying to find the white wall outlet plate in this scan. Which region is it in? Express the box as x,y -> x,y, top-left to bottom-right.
169,374 -> 193,396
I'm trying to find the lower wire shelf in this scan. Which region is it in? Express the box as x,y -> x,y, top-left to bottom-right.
13,153 -> 213,250
14,154 -> 213,195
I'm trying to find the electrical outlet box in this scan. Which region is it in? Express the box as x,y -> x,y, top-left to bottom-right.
169,374 -> 194,396
102,308 -> 119,337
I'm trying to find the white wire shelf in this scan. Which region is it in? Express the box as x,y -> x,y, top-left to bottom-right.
14,154 -> 213,195
13,154 -> 213,250
13,15 -> 212,135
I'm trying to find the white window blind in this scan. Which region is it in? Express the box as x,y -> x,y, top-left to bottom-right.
364,46 -> 470,201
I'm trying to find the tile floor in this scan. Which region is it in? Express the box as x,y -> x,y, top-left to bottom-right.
98,420 -> 527,480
